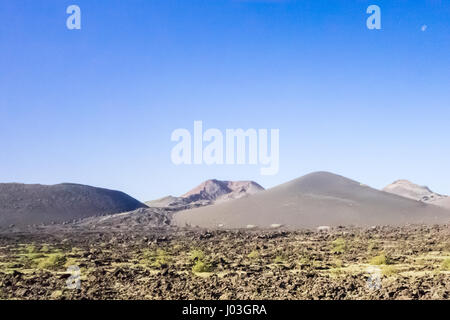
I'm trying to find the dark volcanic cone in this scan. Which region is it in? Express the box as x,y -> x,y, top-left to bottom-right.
0,183 -> 147,227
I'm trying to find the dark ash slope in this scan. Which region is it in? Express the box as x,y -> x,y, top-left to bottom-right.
0,183 -> 146,227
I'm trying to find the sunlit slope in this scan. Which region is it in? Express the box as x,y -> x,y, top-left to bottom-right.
173,172 -> 450,228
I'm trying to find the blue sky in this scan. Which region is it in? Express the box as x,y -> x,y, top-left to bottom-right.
0,0 -> 449,201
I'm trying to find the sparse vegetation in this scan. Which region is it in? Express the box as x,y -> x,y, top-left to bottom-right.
188,249 -> 213,273
247,250 -> 259,260
298,255 -> 312,268
22,251 -> 45,261
441,258 -> 450,271
192,260 -> 212,273
331,237 -> 346,254
25,244 -> 38,254
142,248 -> 170,269
273,255 -> 286,265
1,226 -> 449,299
382,265 -> 398,276
333,259 -> 344,268
369,253 -> 392,265
37,253 -> 67,270
189,249 -> 206,262
64,257 -> 79,268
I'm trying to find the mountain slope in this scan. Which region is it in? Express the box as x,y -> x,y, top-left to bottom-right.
145,179 -> 265,211
383,180 -> 450,209
0,183 -> 147,227
173,172 -> 450,228
145,196 -> 193,208
182,179 -> 264,203
383,180 -> 445,202
433,197 -> 450,209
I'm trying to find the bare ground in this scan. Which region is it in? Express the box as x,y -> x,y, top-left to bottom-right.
0,225 -> 449,300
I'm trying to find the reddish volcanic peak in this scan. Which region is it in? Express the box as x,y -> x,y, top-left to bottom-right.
181,179 -> 264,202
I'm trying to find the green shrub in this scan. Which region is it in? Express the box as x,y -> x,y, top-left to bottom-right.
151,251 -> 169,269
273,255 -> 285,265
333,259 -> 344,268
247,250 -> 259,260
24,244 -> 38,254
441,258 -> 450,271
189,249 -> 213,273
18,245 -> 46,267
298,255 -> 311,267
382,265 -> 398,276
142,249 -> 170,269
189,249 -> 205,262
192,260 -> 212,273
331,238 -> 346,254
25,252 -> 46,260
38,253 -> 67,270
369,253 -> 392,265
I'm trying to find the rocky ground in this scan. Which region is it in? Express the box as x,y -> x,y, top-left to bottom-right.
0,225 -> 450,300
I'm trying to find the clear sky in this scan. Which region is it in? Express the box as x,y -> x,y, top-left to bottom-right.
0,0 -> 449,201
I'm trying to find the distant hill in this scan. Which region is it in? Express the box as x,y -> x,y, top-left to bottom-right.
383,180 -> 450,209
0,183 -> 147,227
383,180 -> 444,202
173,172 -> 450,228
146,179 -> 264,210
182,179 -> 264,203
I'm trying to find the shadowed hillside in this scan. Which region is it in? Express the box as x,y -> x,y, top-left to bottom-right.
0,183 -> 147,227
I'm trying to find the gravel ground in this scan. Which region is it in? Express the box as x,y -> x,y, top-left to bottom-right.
0,225 -> 449,300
